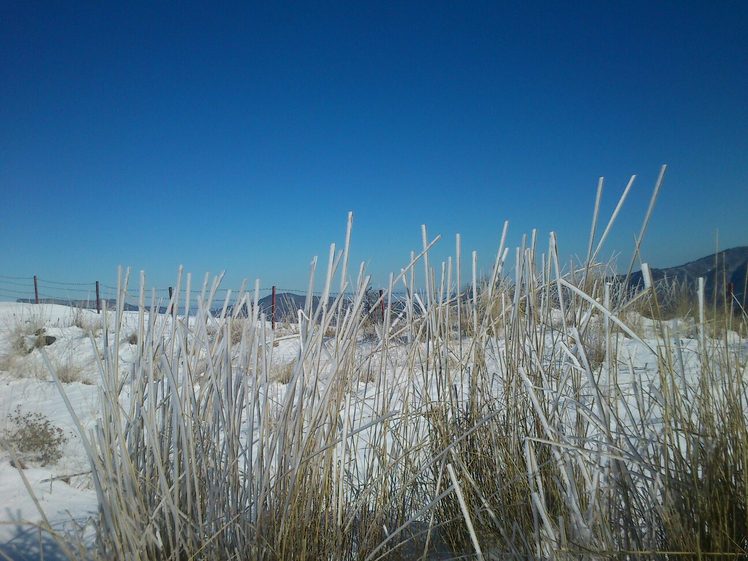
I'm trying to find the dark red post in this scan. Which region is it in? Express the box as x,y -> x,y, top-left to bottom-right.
379,289 -> 385,321
271,285 -> 276,330
95,281 -> 101,314
33,275 -> 39,304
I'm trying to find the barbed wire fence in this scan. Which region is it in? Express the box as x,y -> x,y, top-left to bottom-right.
0,274 -> 415,328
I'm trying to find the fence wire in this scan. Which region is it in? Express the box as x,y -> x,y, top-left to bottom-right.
0,275 -> 412,314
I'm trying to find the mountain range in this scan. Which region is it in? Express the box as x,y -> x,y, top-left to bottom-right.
627,246 -> 748,307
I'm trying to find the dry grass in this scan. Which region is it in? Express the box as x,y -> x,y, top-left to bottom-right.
269,360 -> 294,384
25,170 -> 748,560
71,306 -> 103,335
1,406 -> 69,467
0,309 -> 91,383
55,361 -> 85,384
0,310 -> 56,377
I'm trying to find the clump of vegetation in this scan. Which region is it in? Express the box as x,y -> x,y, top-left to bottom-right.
270,360 -> 294,384
1,406 -> 68,467
0,313 -> 57,377
11,327 -> 56,356
55,361 -> 84,384
27,171 -> 748,561
230,317 -> 245,344
72,306 -> 103,335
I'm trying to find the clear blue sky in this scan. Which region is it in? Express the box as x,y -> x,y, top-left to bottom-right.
1,2 -> 746,294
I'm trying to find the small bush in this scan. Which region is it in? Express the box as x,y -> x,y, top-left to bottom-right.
71,306 -> 87,329
207,317 -> 245,345
56,362 -> 83,384
6,312 -> 46,349
270,361 -> 295,384
11,328 -> 56,356
1,406 -> 68,466
0,317 -> 56,378
72,307 -> 102,335
230,318 -> 245,345
581,326 -> 607,370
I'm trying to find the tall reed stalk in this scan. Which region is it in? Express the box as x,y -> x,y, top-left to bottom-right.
39,168 -> 748,560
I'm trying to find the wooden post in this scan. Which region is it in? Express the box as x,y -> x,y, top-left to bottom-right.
95,281 -> 101,314
271,285 -> 276,330
33,275 -> 39,304
379,289 -> 385,322
168,286 -> 173,315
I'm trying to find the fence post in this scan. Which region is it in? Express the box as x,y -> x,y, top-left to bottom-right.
272,285 -> 276,330
168,286 -> 173,315
33,275 -> 39,304
95,281 -> 101,314
379,289 -> 385,322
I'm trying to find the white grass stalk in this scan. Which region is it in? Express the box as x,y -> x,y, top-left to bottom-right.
446,463 -> 484,561
26,167 -> 748,561
626,164 -> 667,282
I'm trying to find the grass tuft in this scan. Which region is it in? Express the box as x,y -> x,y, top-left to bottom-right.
22,171 -> 748,560
1,406 -> 69,467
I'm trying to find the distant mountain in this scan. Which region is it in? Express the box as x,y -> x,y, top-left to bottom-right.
258,292 -> 326,321
224,292 -> 340,322
627,246 -> 748,307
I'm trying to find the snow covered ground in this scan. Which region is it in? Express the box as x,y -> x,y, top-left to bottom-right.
0,304 -> 100,558
0,300 -> 745,560
0,302 -> 298,559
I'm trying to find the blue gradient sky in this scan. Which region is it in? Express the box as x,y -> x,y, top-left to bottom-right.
1,2 -> 746,293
